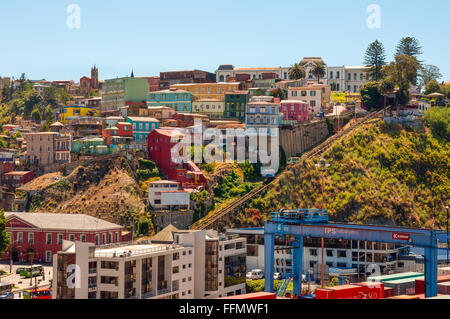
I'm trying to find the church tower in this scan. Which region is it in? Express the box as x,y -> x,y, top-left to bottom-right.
91,65 -> 99,89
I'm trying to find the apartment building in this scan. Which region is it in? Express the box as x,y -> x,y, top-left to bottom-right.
4,212 -> 123,264
245,101 -> 281,134
159,70 -> 216,90
343,66 -> 370,93
147,89 -> 192,113
192,99 -> 225,119
170,82 -> 240,101
52,225 -> 246,299
126,116 -> 160,149
227,228 -> 407,281
288,84 -> 331,115
215,65 -> 291,83
224,91 -> 249,122
279,100 -> 309,124
101,77 -> 149,112
24,132 -> 72,166
147,180 -> 190,210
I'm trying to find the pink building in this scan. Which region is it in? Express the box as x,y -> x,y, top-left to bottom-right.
279,100 -> 309,124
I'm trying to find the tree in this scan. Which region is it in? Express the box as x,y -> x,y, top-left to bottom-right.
269,88 -> 286,100
396,37 -> 423,59
0,209 -> 11,258
312,63 -> 326,84
363,40 -> 387,81
378,76 -> 396,109
360,82 -> 382,110
31,109 -> 41,122
24,90 -> 43,117
419,65 -> 442,88
424,80 -> 442,95
382,54 -> 420,111
288,63 -> 306,80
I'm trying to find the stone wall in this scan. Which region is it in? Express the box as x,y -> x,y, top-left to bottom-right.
279,120 -> 329,157
152,210 -> 194,232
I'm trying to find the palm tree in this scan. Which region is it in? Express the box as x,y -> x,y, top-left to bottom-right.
312,63 -> 326,84
288,63 -> 306,80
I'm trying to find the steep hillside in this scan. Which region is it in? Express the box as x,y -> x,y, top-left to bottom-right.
27,157 -> 147,229
252,121 -> 449,229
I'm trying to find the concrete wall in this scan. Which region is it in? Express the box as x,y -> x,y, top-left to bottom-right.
279,120 -> 329,157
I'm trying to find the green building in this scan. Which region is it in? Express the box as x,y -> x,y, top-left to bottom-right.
72,137 -> 112,156
101,77 -> 149,113
224,91 -> 249,122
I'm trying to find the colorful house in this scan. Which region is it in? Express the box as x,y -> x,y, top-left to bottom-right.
58,106 -> 95,124
1,171 -> 34,191
147,89 -> 192,112
192,99 -> 225,119
170,82 -> 240,101
71,137 -> 111,156
147,128 -> 207,189
101,77 -> 149,112
126,116 -> 160,148
246,101 -> 281,134
279,100 -> 309,124
102,122 -> 133,146
224,91 -> 249,122
172,113 -> 210,128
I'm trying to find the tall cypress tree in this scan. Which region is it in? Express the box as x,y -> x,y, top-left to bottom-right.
363,40 -> 386,81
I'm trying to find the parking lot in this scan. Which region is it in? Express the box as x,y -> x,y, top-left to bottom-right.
0,262 -> 53,299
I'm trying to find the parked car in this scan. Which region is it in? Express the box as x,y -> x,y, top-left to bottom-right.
246,269 -> 264,280
0,292 -> 14,299
274,272 -> 282,280
15,267 -> 27,275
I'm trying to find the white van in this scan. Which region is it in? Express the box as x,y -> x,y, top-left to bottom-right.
246,269 -> 264,280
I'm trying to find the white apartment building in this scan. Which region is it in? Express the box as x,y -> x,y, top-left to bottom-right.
215,65 -> 291,82
227,228 -> 406,281
147,180 -> 190,210
342,66 -> 370,93
53,225 -> 246,299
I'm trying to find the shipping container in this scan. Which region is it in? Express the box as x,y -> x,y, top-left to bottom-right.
315,285 -> 368,300
354,282 -> 385,299
384,287 -> 394,298
415,275 -> 450,294
438,282 -> 450,295
384,277 -> 424,296
369,272 -> 423,283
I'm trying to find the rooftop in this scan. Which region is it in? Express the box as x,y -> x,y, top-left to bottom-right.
5,212 -> 123,231
127,116 -> 160,123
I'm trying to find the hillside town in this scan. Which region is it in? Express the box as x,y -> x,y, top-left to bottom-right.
0,33 -> 449,303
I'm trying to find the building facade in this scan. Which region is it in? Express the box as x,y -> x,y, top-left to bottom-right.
245,101 -> 281,133
24,132 -> 72,166
148,180 -> 190,210
215,65 -> 290,83
159,70 -> 216,90
192,99 -> 225,119
170,82 -> 240,101
279,100 -> 309,124
224,91 -> 249,122
126,117 -> 159,149
147,89 -> 192,113
1,171 -> 34,191
101,77 -> 149,112
4,212 -> 123,264
288,84 -> 331,115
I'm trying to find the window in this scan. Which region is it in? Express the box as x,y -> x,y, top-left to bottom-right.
95,234 -> 99,245
102,234 -> 106,244
17,232 -> 23,244
81,235 -> 86,242
45,251 -> 52,263
28,233 -> 34,244
310,249 -> 318,256
173,266 -> 179,274
115,232 -> 119,243
69,234 -> 75,241
292,91 -> 297,97
310,91 -> 316,97
46,233 -> 52,245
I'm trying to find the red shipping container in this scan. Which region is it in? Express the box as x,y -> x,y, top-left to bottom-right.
315,285 -> 364,299
384,287 -> 394,298
415,275 -> 450,295
354,282 -> 385,299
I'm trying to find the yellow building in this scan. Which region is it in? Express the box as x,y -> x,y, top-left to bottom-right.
192,99 -> 225,119
170,82 -> 240,101
59,106 -> 95,124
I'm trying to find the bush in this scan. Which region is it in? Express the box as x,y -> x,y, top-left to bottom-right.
423,107 -> 449,141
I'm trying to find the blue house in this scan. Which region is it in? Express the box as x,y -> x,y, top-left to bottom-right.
126,116 -> 160,148
245,101 -> 281,134
147,89 -> 192,113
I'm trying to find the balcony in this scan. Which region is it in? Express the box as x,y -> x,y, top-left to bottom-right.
88,268 -> 97,275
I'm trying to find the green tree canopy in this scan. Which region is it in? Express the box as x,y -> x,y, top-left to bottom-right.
288,63 -> 306,80
312,63 -> 326,84
423,107 -> 450,141
424,80 -> 442,95
360,82 -> 382,110
396,37 -> 423,60
363,39 -> 387,81
419,65 -> 442,88
269,88 -> 286,100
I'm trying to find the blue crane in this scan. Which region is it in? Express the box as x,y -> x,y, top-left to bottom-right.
264,209 -> 449,298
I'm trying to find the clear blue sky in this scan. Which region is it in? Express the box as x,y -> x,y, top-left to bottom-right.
0,0 -> 448,81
